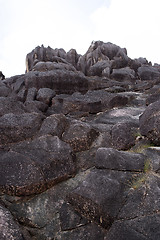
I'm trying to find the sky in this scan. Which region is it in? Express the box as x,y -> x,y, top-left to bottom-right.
0,0 -> 160,77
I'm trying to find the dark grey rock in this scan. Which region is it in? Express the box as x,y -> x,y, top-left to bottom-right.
0,97 -> 25,117
88,60 -> 111,77
110,67 -> 136,81
38,113 -> 69,138
111,122 -> 138,150
138,65 -> 160,80
146,93 -> 160,105
33,61 -> 77,72
62,90 -> 128,115
139,100 -> 160,144
24,100 -> 48,114
0,203 -> 24,240
59,202 -> 89,231
56,222 -> 106,240
0,71 -> 5,80
95,148 -> 145,171
0,112 -> 43,145
104,220 -> 148,240
25,70 -> 88,94
0,135 -> 75,196
36,87 -> 56,105
68,169 -> 132,228
25,87 -> 37,102
66,48 -> 80,68
0,85 -> 11,97
62,120 -> 99,152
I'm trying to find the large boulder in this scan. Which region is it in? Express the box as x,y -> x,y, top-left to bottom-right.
68,168 -> 132,229
36,87 -> 56,105
77,41 -> 129,76
0,112 -> 43,145
0,97 -> 25,117
110,67 -> 136,81
139,100 -> 160,144
138,65 -> 160,80
0,135 -> 75,196
24,70 -> 88,94
38,113 -> 69,138
62,120 -> 99,152
110,121 -> 138,150
61,90 -> 128,115
95,148 -> 145,171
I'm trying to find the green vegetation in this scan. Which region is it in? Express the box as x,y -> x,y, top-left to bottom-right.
129,143 -> 155,154
130,159 -> 152,190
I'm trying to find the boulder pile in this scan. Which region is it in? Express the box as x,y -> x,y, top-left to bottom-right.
0,41 -> 160,240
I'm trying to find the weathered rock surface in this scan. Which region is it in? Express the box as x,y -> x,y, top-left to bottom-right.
0,41 -> 160,239
0,135 -> 75,196
0,112 -> 43,145
139,100 -> 160,144
0,203 -> 25,240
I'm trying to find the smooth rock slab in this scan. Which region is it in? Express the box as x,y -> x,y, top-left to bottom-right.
0,203 -> 24,240
0,135 -> 75,196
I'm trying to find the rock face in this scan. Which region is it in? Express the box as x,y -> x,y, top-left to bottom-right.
0,41 -> 160,239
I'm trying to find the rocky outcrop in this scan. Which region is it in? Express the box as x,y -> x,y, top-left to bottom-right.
0,41 -> 160,239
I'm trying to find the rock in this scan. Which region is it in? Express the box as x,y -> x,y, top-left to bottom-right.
25,70 -> 88,94
139,100 -> 160,144
1,41 -> 160,239
56,222 -> 106,240
0,203 -> 24,240
88,60 -> 111,77
25,87 -> 37,102
77,41 -> 129,76
24,100 -> 48,114
66,48 -> 80,68
62,120 -> 99,152
26,45 -> 67,72
59,202 -> 89,231
61,90 -> 128,115
68,169 -> 132,229
38,113 -> 69,138
0,112 -> 43,145
0,97 -> 25,117
33,61 -> 77,72
110,67 -> 136,81
138,65 -> 160,80
104,220 -> 149,240
36,87 -> 56,105
95,106 -> 145,125
146,93 -> 160,105
0,135 -> 75,196
0,85 -> 11,97
0,71 -> 5,80
95,148 -> 145,171
110,122 -> 138,150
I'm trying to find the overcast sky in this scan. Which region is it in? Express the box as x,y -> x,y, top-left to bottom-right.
0,0 -> 160,77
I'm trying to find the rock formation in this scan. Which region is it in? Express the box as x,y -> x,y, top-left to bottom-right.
0,41 -> 160,239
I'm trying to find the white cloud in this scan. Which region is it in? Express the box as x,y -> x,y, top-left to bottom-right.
0,0 -> 160,77
90,0 -> 160,63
